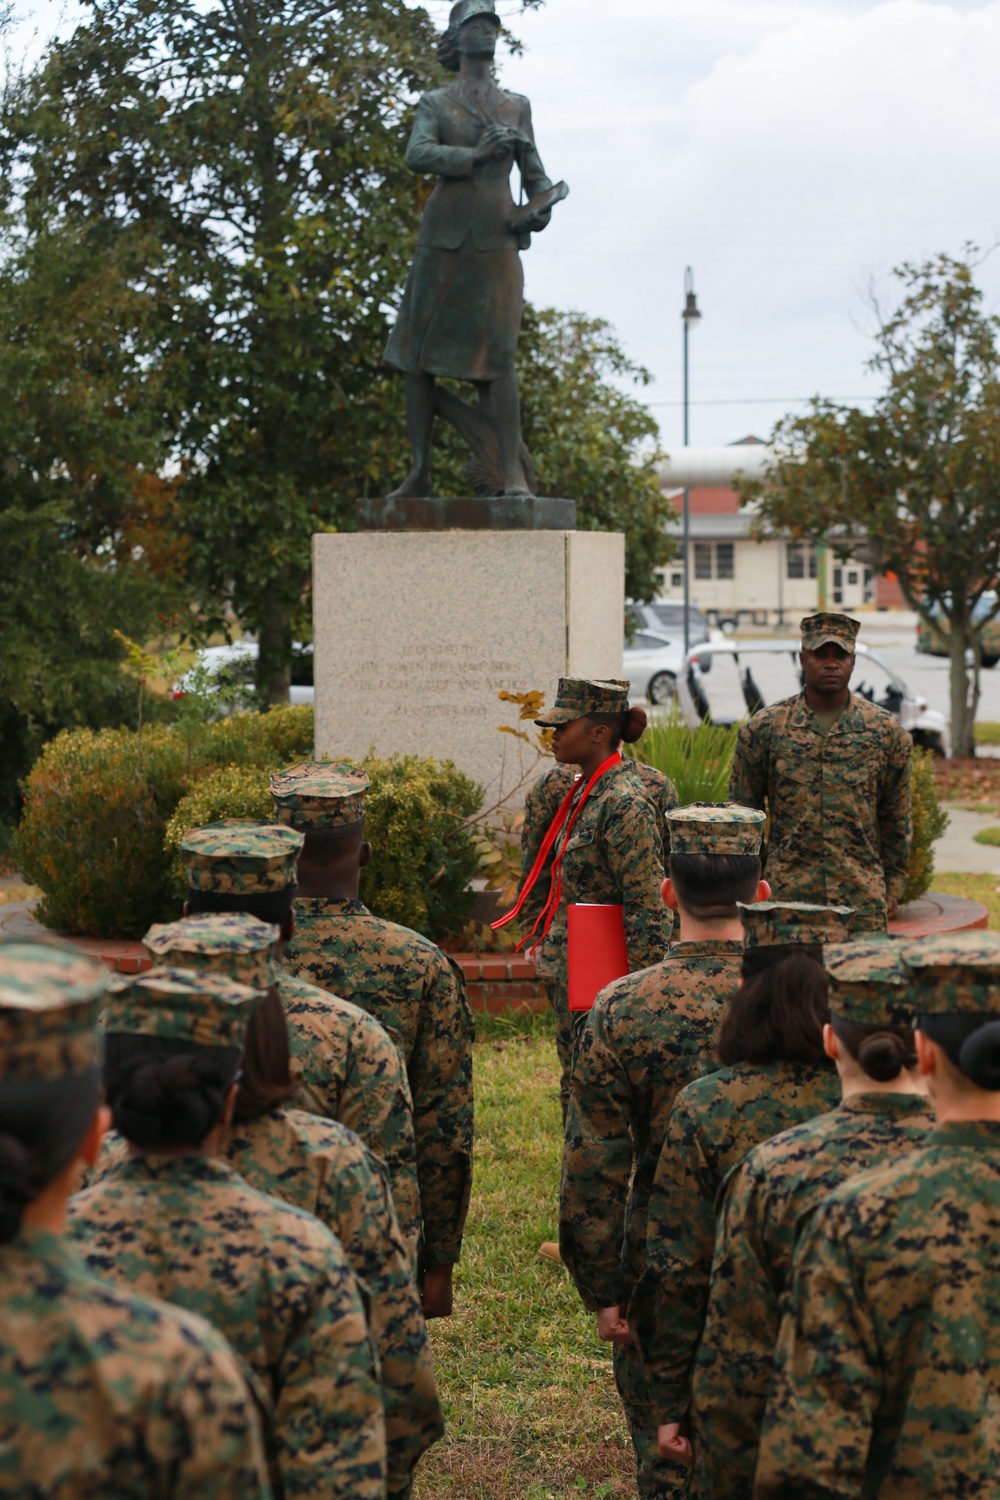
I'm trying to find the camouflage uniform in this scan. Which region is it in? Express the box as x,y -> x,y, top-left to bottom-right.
141,913 -> 443,1496
0,940 -> 273,1499
728,613 -> 913,931
71,965 -> 387,1500
272,761 -> 474,1267
756,933 -> 1000,1499
559,805 -> 765,1500
692,940 -> 932,1498
525,758 -> 680,870
518,679 -> 673,1104
177,821 -> 422,1250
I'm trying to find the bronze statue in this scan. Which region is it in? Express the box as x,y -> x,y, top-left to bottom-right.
384,0 -> 567,500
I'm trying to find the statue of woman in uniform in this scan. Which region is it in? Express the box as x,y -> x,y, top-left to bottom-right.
384,0 -> 565,500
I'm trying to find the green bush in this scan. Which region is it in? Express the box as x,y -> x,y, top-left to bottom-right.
164,765 -> 273,896
902,749 -> 949,905
14,726 -> 188,937
629,708 -> 743,805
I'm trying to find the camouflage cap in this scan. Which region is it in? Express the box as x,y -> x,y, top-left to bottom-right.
270,760 -> 370,831
739,901 -> 856,949
666,802 -> 766,856
180,819 -> 303,894
144,914 -> 279,991
0,939 -> 109,1082
901,932 -> 1000,1016
104,965 -> 260,1049
535,678 -> 632,727
825,939 -> 911,1025
800,612 -> 860,653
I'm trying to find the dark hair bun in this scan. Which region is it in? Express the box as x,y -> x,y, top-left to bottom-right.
857,1031 -> 911,1083
111,1053 -> 231,1150
959,1021 -> 1000,1091
622,706 -> 648,744
0,1134 -> 38,1244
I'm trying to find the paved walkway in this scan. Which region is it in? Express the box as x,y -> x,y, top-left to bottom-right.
935,804 -> 1000,876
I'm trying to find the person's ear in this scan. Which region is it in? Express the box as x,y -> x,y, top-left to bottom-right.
358,841 -> 373,871
755,880 -> 771,903
80,1105 -> 112,1169
915,1028 -> 936,1079
661,877 -> 680,912
823,1023 -> 839,1063
182,900 -> 191,917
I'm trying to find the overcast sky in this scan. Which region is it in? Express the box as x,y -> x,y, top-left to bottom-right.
10,0 -> 1000,450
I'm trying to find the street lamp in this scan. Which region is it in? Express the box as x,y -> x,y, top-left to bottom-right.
681,267 -> 702,656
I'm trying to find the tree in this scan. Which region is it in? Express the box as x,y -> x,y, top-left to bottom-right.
743,253 -> 1000,757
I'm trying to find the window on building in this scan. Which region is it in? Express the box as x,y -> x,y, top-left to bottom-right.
715,543 -> 735,580
787,542 -> 818,580
694,543 -> 713,580
670,572 -> 684,591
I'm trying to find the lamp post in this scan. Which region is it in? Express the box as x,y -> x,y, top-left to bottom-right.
681,267 -> 701,656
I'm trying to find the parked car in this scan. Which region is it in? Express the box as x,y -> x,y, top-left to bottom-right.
627,600 -> 711,648
623,629 -> 721,705
916,593 -> 1000,667
677,639 -> 951,757
172,641 -> 315,707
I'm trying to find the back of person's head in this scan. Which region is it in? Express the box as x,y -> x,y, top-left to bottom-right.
586,706 -> 648,748
0,941 -> 109,1243
187,884 -> 295,927
904,933 -> 1000,1092
825,939 -> 916,1083
830,1014 -> 917,1082
718,951 -> 831,1067
103,1034 -> 240,1150
299,819 -> 366,868
669,853 -> 762,919
231,987 -> 298,1126
917,1015 -> 1000,1090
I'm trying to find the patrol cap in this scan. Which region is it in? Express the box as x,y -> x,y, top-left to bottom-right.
901,932 -> 1000,1016
666,802 -> 766,856
535,678 -> 632,727
825,939 -> 911,1025
104,966 -> 260,1050
270,760 -> 369,831
739,901 -> 855,950
180,819 -> 303,894
0,939 -> 109,1083
449,0 -> 499,27
800,612 -> 860,653
144,914 -> 279,991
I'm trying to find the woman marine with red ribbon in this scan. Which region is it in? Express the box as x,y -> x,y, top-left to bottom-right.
495,678 -> 674,1118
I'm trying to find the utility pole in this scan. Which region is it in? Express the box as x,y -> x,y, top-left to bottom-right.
681,267 -> 701,655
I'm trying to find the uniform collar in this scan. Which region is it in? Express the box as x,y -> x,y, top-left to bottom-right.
926,1118 -> 1000,1149
669,940 -> 745,958
840,1092 -> 933,1120
295,895 -> 370,918
115,1152 -> 236,1184
792,690 -> 864,733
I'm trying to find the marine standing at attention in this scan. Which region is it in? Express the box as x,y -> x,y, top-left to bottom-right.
274,760 -> 475,1323
693,940 -> 932,1498
499,678 -> 673,1121
559,803 -> 768,1500
0,941 -> 273,1499
756,931 -> 1000,1499
729,612 -> 913,931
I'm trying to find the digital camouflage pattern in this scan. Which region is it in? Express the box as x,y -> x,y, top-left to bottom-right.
522,760 -> 679,884
633,1060 -> 841,1420
103,966 -> 261,1050
0,939 -> 108,1081
756,1119 -> 1000,1499
728,692 -> 912,930
70,1153 -> 386,1500
560,939 -> 744,1500
91,1109 -> 444,1494
270,760 -> 370,829
800,611 -> 860,652
824,938 -> 912,1025
534,676 -> 632,725
286,897 -> 474,1264
0,1225 -> 274,1498
518,758 -> 673,1101
692,1092 -> 933,1499
180,819 -> 303,894
277,968 -> 423,1253
901,929 -> 1000,1013
144,914 -> 280,991
664,803 -> 765,856
739,901 -> 855,950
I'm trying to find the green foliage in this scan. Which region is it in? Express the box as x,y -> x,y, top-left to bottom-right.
195,706 -> 316,773
973,826 -> 1000,848
13,727 -> 188,937
629,708 -> 743,805
164,765 -> 273,896
361,753 -> 483,940
902,749 -> 950,905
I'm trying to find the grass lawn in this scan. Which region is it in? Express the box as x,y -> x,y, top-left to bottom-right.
415,1011 -> 633,1500
933,871 -> 1000,928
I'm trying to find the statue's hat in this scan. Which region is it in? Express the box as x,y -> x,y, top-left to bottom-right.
449,0 -> 499,28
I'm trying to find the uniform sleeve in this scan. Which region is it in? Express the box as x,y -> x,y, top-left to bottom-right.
163,1336 -> 276,1499
559,997 -> 634,1310
754,1200 -> 879,1499
692,1159 -> 783,1497
729,718 -> 769,813
406,95 -> 475,178
409,953 -> 475,1265
323,1145 -> 444,1493
878,723 -> 913,904
275,1248 -> 387,1500
632,1098 -> 718,1421
601,794 -> 671,971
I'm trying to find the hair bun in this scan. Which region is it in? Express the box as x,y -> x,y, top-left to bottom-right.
959,1021 -> 1000,1091
622,706 -> 648,744
857,1031 -> 908,1083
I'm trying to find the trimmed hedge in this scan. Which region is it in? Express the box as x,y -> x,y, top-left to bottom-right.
901,748 -> 949,906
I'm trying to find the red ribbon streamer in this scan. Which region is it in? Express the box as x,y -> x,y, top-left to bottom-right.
492,751 -> 623,953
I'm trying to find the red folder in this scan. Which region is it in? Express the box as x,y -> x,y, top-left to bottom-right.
568,904 -> 629,1013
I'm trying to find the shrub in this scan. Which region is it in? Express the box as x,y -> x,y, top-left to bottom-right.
194,706 -> 315,771
164,765 -> 273,896
14,726 -> 188,937
628,708 -> 742,805
902,748 -> 949,906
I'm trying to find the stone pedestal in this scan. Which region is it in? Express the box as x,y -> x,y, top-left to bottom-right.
312,529 -> 625,798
